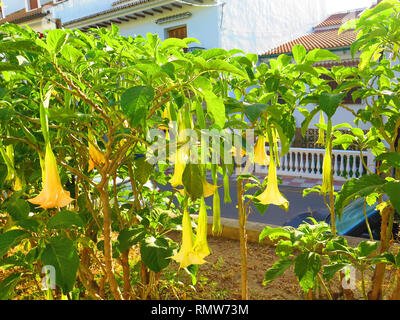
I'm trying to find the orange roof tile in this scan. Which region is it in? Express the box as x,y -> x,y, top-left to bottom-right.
0,1 -> 54,25
263,28 -> 356,56
314,9 -> 364,29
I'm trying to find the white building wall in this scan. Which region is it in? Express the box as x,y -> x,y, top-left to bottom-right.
2,0 -> 26,16
117,5 -> 220,49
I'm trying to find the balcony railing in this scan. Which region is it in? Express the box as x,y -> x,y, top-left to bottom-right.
272,147 -> 376,181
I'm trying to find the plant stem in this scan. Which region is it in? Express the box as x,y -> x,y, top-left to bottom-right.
237,179 -> 248,300
369,206 -> 393,300
317,272 -> 333,300
99,187 -> 123,300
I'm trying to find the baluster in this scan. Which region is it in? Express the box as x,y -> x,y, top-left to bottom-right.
333,154 -> 339,178
351,155 -> 357,178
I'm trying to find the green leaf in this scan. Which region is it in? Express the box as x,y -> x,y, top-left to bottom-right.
259,226 -> 291,242
201,48 -> 228,60
264,259 -> 293,285
301,108 -> 319,137
133,157 -> 154,185
375,152 -> 400,169
0,230 -> 31,257
118,226 -> 147,253
384,181 -> 400,213
335,174 -> 386,219
305,49 -> 341,64
244,103 -> 268,123
121,86 -> 155,127
323,263 -> 347,282
140,236 -> 172,273
182,163 -> 203,200
46,29 -> 68,54
359,43 -> 380,71
292,44 -> 306,64
41,236 -> 79,293
0,273 -> 22,300
357,241 -> 378,257
319,92 -> 346,119
202,90 -> 226,128
160,38 -> 188,50
206,60 -> 247,78
0,40 -> 44,55
5,199 -> 30,221
47,210 -> 84,229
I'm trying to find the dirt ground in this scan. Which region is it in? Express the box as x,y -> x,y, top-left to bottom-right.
166,232 -> 304,300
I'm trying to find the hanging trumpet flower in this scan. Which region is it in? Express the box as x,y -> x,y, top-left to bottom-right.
212,189 -> 222,235
202,179 -> 218,198
320,119 -> 333,195
28,143 -> 74,209
315,111 -> 325,145
172,203 -> 206,269
193,197 -> 212,259
169,146 -> 188,187
255,140 -> 289,211
254,135 -> 270,166
88,130 -> 106,172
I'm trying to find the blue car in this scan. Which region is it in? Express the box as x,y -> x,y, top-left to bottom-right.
283,198 -> 386,240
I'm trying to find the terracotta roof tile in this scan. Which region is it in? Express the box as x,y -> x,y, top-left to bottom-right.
263,28 -> 357,56
262,8 -> 369,57
314,9 -> 364,29
0,1 -> 54,25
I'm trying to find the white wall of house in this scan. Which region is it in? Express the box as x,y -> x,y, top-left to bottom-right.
2,0 -> 26,16
117,5 -> 220,49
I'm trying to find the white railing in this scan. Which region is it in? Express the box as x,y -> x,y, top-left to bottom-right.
271,148 -> 376,181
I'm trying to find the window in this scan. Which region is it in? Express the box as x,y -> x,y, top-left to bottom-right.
28,0 -> 39,11
167,25 -> 187,39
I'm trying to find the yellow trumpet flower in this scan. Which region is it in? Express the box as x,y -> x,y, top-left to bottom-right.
212,190 -> 222,235
172,205 -> 206,269
169,147 -> 187,187
88,141 -> 106,172
320,144 -> 332,195
315,112 -> 325,146
254,135 -> 270,166
28,144 -> 74,209
202,179 -> 218,198
193,197 -> 211,259
255,154 -> 289,211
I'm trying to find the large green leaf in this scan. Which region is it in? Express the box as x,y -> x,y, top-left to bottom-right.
319,92 -> 346,119
334,174 -> 386,219
384,181 -> 400,213
41,236 -> 79,293
5,198 -> 30,221
47,210 -> 84,229
182,163 -> 203,200
292,44 -> 307,64
0,40 -> 44,55
46,29 -> 68,54
244,103 -> 268,123
0,230 -> 31,257
121,85 -> 155,127
264,259 -> 293,285
0,273 -> 22,300
133,157 -> 154,185
160,38 -> 188,51
118,226 -> 147,253
305,49 -> 341,64
206,60 -> 247,78
140,236 -> 172,273
202,90 -> 226,128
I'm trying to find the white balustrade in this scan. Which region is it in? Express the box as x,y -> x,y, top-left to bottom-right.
269,147 -> 375,181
